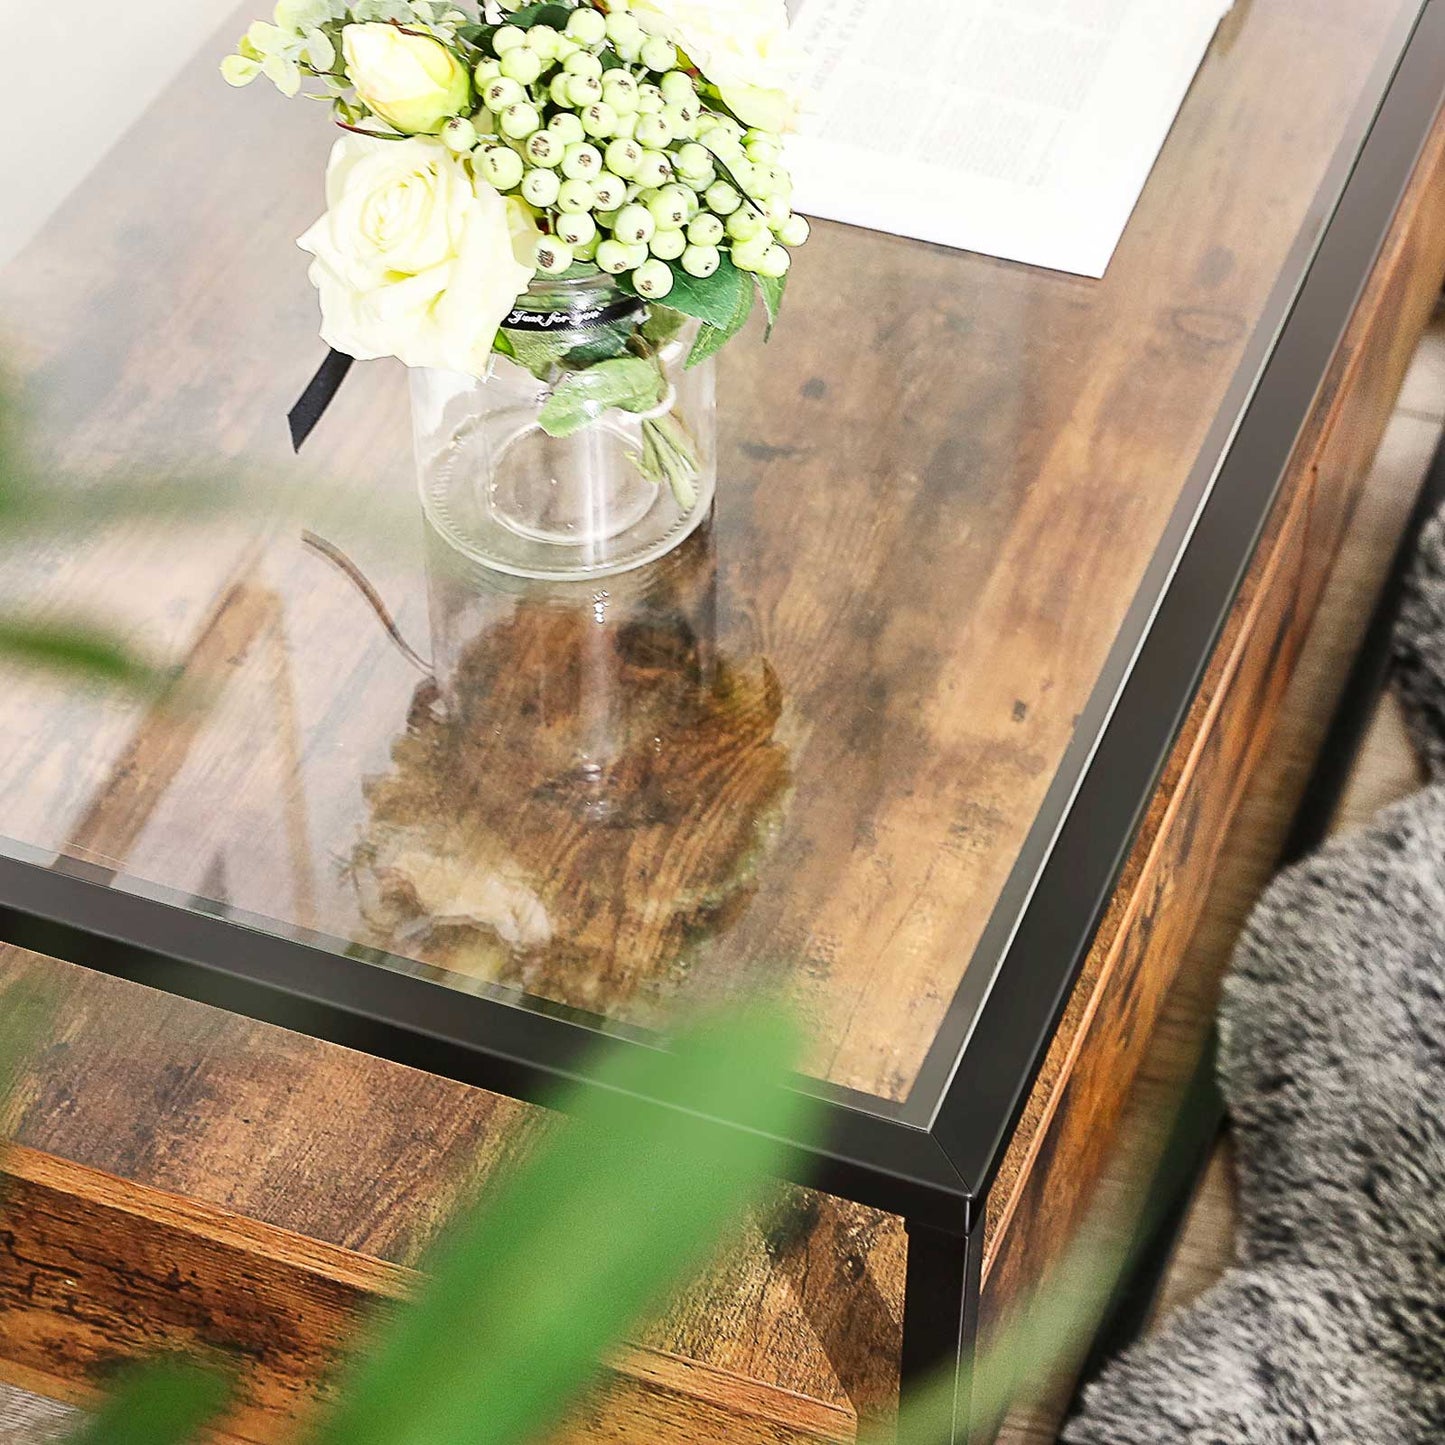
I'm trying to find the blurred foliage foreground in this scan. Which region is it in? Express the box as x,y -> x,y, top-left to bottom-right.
0,983 -> 1142,1445
0,374 -> 1147,1443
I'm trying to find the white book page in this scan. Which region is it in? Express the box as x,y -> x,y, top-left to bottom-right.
785,0 -> 1233,277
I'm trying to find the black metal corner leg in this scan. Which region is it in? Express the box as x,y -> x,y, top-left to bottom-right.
902,1220 -> 983,1443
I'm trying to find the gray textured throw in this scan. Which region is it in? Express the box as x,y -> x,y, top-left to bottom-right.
1065,514 -> 1445,1442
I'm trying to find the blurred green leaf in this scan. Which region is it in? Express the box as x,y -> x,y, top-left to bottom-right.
304,1005 -> 816,1445
0,975 -> 51,1123
66,1359 -> 230,1445
0,618 -> 171,694
0,368 -> 410,542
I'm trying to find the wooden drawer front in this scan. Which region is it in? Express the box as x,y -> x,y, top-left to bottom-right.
1305,112 -> 1445,613
978,447 -> 1313,1341
0,1144 -> 855,1445
978,100 -> 1445,1371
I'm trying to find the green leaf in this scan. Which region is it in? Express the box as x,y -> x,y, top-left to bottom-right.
0,974 -> 51,1119
304,1005 -> 817,1445
453,22 -> 496,50
67,1359 -> 230,1445
755,272 -> 787,340
506,2 -> 573,28
640,304 -> 688,348
0,617 -> 172,694
623,255 -> 747,330
687,265 -> 755,367
565,318 -> 634,367
503,328 -> 577,382
639,415 -> 701,508
538,357 -> 663,437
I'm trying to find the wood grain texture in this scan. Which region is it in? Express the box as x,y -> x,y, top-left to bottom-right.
980,411 -> 1314,1335
1006,409 -> 1445,1440
980,67 -> 1445,1315
8,343 -> 1433,1443
0,0 -> 1418,1102
1,6 -> 1441,1444
6,274 -> 1441,1445
0,950 -> 904,1433
0,1145 -> 852,1445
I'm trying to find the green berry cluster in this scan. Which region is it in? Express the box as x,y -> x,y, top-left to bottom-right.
441,0 -> 808,301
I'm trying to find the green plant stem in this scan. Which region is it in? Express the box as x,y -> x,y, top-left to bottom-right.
635,412 -> 701,510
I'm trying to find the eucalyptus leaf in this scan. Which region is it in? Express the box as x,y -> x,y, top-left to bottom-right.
623,255 -> 747,330
538,357 -> 663,437
640,415 -> 701,508
504,328 -> 577,381
303,1006 -> 815,1445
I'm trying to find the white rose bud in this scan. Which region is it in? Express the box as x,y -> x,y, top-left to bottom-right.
297,135 -> 537,376
342,22 -> 471,135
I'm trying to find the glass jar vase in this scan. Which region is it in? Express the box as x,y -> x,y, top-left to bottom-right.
411,273 -> 717,582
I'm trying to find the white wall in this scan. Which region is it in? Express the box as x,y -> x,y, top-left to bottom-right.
0,0 -> 241,266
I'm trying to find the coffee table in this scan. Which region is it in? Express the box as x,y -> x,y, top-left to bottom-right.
3,3 -> 1445,1438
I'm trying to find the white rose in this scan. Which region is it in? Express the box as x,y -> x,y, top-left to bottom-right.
341,22 -> 471,135
297,134 -> 538,377
630,0 -> 801,133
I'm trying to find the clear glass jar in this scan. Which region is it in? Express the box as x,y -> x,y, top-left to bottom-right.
411,272 -> 716,582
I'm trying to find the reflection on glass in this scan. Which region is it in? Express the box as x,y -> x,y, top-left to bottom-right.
349,517 -> 791,1016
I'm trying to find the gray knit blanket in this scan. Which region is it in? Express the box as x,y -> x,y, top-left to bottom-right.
1065,514 -> 1445,1442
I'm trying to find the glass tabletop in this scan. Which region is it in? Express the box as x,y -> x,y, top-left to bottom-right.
0,0 -> 1425,1119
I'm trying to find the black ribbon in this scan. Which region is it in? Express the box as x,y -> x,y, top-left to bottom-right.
289,349 -> 354,452
501,294 -> 644,333
287,296 -> 646,450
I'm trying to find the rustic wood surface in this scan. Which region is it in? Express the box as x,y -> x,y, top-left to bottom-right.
2,3 -> 1441,1442
992,323 -> 1445,1444
0,0 -> 1419,1103
994,392 -> 1445,1442
7,343 -> 1439,1445
0,1144 -> 854,1445
979,80 -> 1445,1340
6,225 -> 1444,1445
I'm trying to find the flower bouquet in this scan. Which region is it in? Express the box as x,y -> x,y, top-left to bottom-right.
225,0 -> 808,579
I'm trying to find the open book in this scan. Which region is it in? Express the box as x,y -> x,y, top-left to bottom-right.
786,0 -> 1234,278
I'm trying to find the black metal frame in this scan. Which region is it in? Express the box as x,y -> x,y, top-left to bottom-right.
3,5 -> 1444,1439
1071,362 -> 1445,1412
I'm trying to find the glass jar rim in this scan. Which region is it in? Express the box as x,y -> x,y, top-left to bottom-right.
514,267 -> 626,307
